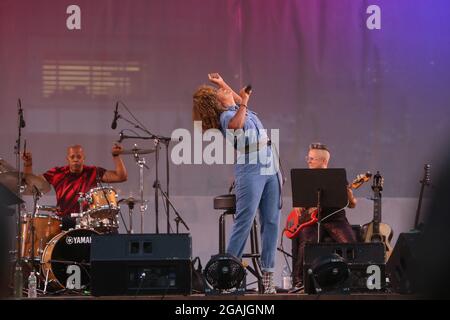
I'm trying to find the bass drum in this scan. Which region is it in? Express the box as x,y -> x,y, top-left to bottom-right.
41,229 -> 100,290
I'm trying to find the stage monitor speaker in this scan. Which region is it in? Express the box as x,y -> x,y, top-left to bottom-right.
386,232 -> 420,294
304,242 -> 386,294
90,233 -> 192,296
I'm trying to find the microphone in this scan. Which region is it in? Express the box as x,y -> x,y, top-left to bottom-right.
111,102 -> 119,129
118,131 -> 124,143
18,99 -> 26,128
244,85 -> 252,94
229,180 -> 235,194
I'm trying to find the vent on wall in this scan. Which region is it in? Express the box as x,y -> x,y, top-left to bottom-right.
41,60 -> 142,98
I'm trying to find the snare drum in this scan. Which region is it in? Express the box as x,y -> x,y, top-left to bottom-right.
21,213 -> 61,261
41,229 -> 100,290
85,186 -> 119,219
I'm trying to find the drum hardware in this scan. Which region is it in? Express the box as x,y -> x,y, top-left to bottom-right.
12,98 -> 26,297
75,193 -> 86,229
89,173 -> 120,232
121,146 -> 156,155
130,144 -> 149,234
70,184 -> 119,233
118,197 -> 146,234
0,171 -> 51,196
41,229 -> 99,290
85,186 -> 119,219
115,103 -> 185,234
115,112 -> 170,234
20,208 -> 62,263
1,155 -> 52,296
43,268 -> 50,294
36,205 -> 59,213
29,186 -> 42,272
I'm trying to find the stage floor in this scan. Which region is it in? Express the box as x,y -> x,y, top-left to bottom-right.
11,293 -> 416,300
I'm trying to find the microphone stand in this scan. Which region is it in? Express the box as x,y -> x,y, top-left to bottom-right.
13,99 -> 25,297
151,137 -> 173,234
157,186 -> 190,233
30,186 -> 42,274
117,114 -> 176,235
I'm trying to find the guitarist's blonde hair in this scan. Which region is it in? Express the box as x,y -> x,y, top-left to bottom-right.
309,143 -> 330,163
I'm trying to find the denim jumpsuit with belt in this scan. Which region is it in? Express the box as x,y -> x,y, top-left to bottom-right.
220,105 -> 281,273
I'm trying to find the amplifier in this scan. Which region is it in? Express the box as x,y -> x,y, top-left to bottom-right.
386,232 -> 420,294
304,242 -> 386,294
90,233 -> 192,296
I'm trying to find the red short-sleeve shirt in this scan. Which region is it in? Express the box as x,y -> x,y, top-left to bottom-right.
43,165 -> 106,217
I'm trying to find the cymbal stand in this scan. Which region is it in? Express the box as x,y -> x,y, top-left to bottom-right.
116,117 -> 166,234
126,200 -> 135,234
132,145 -> 149,234
30,186 -> 42,273
114,104 -> 179,234
77,192 -> 86,228
43,268 -> 50,294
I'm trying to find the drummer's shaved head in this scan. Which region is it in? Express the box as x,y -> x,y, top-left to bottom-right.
67,145 -> 84,154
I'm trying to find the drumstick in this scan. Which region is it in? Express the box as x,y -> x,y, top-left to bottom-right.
23,139 -> 27,155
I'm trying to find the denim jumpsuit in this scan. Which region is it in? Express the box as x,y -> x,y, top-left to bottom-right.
220,105 -> 281,272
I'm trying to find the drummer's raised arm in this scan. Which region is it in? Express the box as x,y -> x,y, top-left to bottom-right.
101,143 -> 128,183
22,151 -> 33,175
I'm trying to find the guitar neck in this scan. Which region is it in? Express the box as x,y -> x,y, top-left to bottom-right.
414,165 -> 431,229
414,184 -> 426,229
373,191 -> 382,233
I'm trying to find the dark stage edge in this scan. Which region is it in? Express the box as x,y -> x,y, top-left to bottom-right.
9,293 -> 417,300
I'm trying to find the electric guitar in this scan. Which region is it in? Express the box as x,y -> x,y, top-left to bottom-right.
284,172 -> 372,239
362,171 -> 394,261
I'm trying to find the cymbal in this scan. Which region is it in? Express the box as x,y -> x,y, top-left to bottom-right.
0,158 -> 16,173
118,197 -> 146,205
23,174 -> 51,195
121,148 -> 155,155
0,172 -> 51,195
37,205 -> 59,213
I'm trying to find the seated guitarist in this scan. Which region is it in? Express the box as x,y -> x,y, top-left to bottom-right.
291,143 -> 357,290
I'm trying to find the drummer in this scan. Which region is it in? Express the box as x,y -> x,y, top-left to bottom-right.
22,144 -> 128,230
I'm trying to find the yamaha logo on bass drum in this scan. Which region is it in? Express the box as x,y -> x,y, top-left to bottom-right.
65,236 -> 93,245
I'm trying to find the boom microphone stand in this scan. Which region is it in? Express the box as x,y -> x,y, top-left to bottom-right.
13,98 -> 25,297
117,103 -> 184,233
116,109 -> 180,235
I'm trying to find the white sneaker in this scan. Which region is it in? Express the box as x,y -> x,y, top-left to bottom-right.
262,272 -> 277,294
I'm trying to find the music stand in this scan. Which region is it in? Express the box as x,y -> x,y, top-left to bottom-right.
291,168 -> 348,243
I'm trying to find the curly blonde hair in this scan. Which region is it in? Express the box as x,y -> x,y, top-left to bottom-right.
192,85 -> 227,131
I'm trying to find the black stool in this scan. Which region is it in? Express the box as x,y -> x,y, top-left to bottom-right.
214,194 -> 263,293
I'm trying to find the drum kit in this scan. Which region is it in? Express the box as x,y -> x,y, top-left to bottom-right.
0,157 -> 138,293
21,186 -> 122,292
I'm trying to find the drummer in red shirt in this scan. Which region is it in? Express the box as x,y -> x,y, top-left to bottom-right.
22,144 -> 128,230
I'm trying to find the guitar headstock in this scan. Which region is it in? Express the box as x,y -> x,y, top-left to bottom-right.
350,171 -> 372,189
372,171 -> 384,192
421,164 -> 431,186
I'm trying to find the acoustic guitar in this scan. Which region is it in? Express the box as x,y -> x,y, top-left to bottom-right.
362,171 -> 394,261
